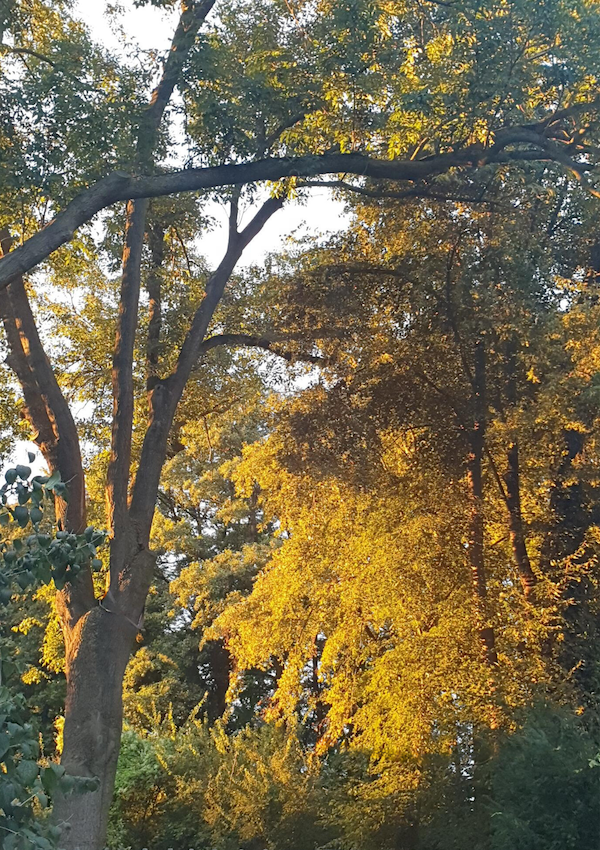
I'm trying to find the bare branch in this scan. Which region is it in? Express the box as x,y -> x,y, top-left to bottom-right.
1,45 -> 59,67
0,45 -> 103,92
138,0 -> 216,163
262,112 -> 307,154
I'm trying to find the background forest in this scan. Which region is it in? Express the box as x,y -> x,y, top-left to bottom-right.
2,0 -> 600,848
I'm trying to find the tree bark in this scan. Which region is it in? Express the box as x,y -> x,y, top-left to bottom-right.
466,340 -> 498,665
503,339 -> 536,599
52,605 -> 140,850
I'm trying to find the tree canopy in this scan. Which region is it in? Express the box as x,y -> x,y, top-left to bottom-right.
2,1 -> 600,849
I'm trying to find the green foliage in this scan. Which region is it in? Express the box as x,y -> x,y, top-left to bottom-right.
0,670 -> 59,850
489,706 -> 600,850
0,465 -> 102,848
0,467 -> 105,596
108,719 -> 333,850
7,1 -> 600,848
0,657 -> 100,850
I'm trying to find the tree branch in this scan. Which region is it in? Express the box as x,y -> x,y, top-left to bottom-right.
1,114 -> 597,289
145,222 -> 166,387
0,230 -> 86,532
1,45 -> 59,67
198,332 -> 329,364
137,0 -> 216,163
106,198 -> 149,541
0,229 -> 94,627
129,195 -> 284,542
0,45 -> 103,92
297,179 -> 496,205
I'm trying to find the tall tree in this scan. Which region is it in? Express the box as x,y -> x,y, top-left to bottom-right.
2,1 -> 600,847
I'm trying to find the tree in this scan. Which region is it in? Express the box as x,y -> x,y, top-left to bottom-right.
0,463 -> 102,850
205,153 -> 600,844
2,1 -> 600,847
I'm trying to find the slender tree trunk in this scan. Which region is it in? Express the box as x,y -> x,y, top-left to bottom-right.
466,339 -> 498,665
205,639 -> 232,724
503,339 -> 536,599
504,440 -> 536,599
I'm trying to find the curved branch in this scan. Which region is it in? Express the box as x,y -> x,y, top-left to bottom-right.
199,332 -> 329,364
1,118 -> 595,289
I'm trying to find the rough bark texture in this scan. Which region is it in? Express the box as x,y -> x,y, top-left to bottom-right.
53,602 -> 145,850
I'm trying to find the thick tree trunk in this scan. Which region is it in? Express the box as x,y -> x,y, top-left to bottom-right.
54,545 -> 155,850
53,610 -> 133,850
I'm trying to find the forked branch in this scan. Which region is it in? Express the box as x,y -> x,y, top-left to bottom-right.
129,195 -> 284,541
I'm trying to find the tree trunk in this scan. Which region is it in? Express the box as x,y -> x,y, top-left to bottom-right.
504,440 -> 536,599
53,610 -> 133,850
54,545 -> 155,850
467,339 -> 498,666
503,338 -> 536,599
205,639 -> 231,724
